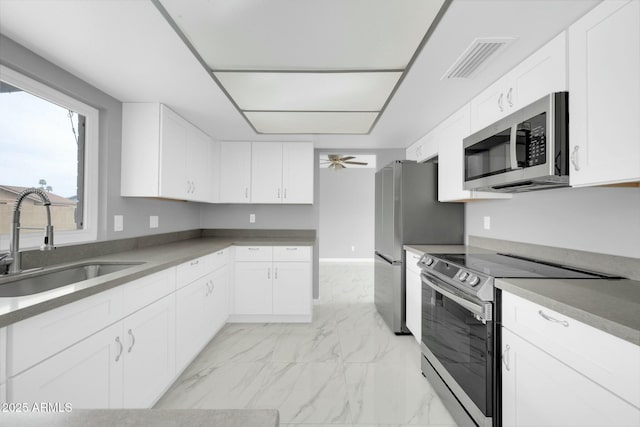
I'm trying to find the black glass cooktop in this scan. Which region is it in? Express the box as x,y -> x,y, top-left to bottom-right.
434,253 -> 618,279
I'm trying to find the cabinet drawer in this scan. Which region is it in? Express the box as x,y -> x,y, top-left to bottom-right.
235,246 -> 273,262
211,248 -> 230,271
502,291 -> 640,407
405,251 -> 422,274
8,286 -> 124,377
176,253 -> 214,288
122,268 -> 176,315
273,246 -> 311,262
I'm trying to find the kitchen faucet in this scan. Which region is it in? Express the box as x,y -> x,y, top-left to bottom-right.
0,187 -> 55,275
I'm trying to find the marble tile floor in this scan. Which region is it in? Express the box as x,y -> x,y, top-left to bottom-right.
156,261 -> 457,427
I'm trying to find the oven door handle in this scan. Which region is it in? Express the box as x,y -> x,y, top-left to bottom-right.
421,272 -> 487,319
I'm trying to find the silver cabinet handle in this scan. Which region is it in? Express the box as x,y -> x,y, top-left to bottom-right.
205,281 -> 210,296
115,336 -> 123,362
502,344 -> 511,371
193,181 -> 196,193
277,188 -> 281,199
191,259 -> 199,266
286,247 -> 298,251
244,188 -> 249,199
186,180 -> 190,193
506,87 -> 513,107
267,268 -> 271,280
498,93 -> 504,112
128,329 -> 136,353
248,247 -> 259,251
571,146 -> 580,171
284,188 -> 287,199
538,310 -> 569,327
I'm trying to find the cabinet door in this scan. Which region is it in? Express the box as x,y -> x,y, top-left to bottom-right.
10,323 -> 123,409
210,141 -> 221,203
207,265 -> 230,336
251,142 -> 283,203
220,142 -> 252,203
159,105 -> 189,200
175,275 -> 209,373
122,295 -> 176,408
282,142 -> 314,204
511,32 -> 566,109
233,262 -> 272,315
470,78 -> 509,133
404,265 -> 421,343
569,0 -> 640,186
187,125 -> 214,202
501,327 -> 640,427
272,262 -> 311,315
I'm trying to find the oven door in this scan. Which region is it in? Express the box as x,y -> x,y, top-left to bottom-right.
421,271 -> 493,425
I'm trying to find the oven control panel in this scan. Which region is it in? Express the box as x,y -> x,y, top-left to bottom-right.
418,253 -> 494,302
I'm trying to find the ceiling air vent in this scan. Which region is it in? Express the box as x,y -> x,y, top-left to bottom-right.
442,37 -> 514,79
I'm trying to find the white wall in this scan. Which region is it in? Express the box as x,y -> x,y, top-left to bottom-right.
319,168 -> 375,259
465,186 -> 640,258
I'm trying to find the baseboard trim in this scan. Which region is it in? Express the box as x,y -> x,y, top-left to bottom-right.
319,258 -> 374,263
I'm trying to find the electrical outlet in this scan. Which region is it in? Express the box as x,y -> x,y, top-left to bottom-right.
483,216 -> 491,230
149,215 -> 159,229
114,215 -> 124,232
249,214 -> 256,223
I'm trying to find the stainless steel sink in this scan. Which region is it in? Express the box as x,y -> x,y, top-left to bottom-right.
0,261 -> 145,297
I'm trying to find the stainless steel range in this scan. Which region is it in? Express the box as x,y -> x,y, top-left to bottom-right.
417,252 -> 618,427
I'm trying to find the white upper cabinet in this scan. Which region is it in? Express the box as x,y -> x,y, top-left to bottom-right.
219,141 -> 252,203
121,103 -> 214,202
406,130 -> 438,163
437,104 -> 511,202
568,0 -> 640,186
251,142 -> 314,204
282,142 -> 314,204
251,142 -> 283,203
470,32 -> 567,133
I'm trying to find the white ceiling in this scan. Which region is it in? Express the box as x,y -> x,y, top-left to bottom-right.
0,0 -> 599,149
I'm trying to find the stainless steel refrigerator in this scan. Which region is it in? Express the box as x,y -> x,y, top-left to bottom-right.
374,160 -> 464,334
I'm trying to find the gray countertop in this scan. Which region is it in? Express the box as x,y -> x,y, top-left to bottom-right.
403,244 -> 467,255
0,236 -> 314,328
497,277 -> 640,347
0,409 -> 279,427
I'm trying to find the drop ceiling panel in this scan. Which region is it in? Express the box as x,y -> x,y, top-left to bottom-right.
214,72 -> 402,111
159,0 -> 446,70
245,112 -> 378,134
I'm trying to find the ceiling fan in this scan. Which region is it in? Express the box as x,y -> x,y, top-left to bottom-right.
321,154 -> 369,169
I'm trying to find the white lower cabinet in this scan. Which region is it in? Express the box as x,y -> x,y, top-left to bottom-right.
501,291 -> 640,426
404,250 -> 422,343
272,262 -> 311,315
121,295 -> 175,408
501,327 -> 640,427
234,261 -> 273,315
231,246 -> 312,321
175,266 -> 229,373
10,294 -> 175,409
10,322 -> 124,408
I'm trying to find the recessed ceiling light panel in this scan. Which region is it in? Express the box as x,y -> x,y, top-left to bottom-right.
245,111 -> 378,134
214,71 -> 402,111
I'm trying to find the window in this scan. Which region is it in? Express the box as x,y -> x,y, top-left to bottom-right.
0,65 -> 98,250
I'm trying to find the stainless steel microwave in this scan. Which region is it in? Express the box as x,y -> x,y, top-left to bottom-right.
463,92 -> 569,193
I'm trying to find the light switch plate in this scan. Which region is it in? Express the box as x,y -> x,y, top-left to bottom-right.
249,214 -> 256,223
149,215 -> 159,229
483,216 -> 491,230
114,215 -> 124,232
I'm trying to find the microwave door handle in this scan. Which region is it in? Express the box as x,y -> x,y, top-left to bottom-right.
509,125 -> 519,171
421,272 -> 486,319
